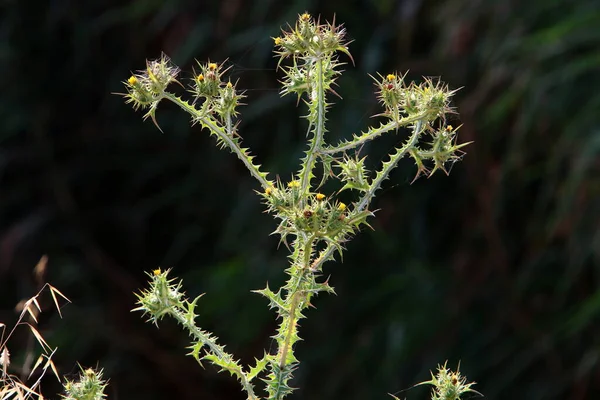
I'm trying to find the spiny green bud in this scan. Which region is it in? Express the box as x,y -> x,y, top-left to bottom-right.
215,80 -> 244,118
408,125 -> 470,179
121,53 -> 179,114
62,367 -> 107,400
279,64 -> 310,98
132,268 -> 185,324
428,125 -> 469,176
414,78 -> 457,121
193,60 -> 224,98
415,362 -> 480,400
123,74 -> 154,110
337,154 -> 369,192
374,72 -> 405,116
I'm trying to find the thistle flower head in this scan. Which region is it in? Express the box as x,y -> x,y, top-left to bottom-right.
62,366 -> 108,400
416,362 -> 480,400
273,12 -> 351,62
192,60 -> 224,98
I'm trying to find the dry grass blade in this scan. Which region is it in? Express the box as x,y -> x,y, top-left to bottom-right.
30,298 -> 41,316
48,359 -> 59,381
20,300 -> 39,324
15,381 -> 38,398
28,355 -> 44,380
24,325 -> 50,353
0,386 -> 18,400
48,286 -> 70,318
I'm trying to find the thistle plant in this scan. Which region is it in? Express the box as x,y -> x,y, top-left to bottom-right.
123,12 -> 473,400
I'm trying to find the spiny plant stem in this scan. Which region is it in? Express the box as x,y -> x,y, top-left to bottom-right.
278,291 -> 301,369
310,121 -> 424,273
299,58 -> 326,198
163,92 -> 272,189
355,120 -> 424,212
321,112 -> 428,155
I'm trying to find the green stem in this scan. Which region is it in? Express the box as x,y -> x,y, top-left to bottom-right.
321,112 -> 427,155
310,121 -> 425,273
164,92 -> 272,189
355,120 -> 423,212
299,58 -> 326,195
278,292 -> 301,369
169,307 -> 258,400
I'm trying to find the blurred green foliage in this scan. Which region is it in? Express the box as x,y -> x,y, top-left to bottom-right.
1,0 -> 598,399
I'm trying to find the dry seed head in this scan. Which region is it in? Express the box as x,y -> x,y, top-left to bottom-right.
1,348 -> 10,371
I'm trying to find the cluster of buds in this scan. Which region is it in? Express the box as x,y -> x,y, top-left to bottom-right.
123,53 -> 180,111
273,12 -> 351,99
62,367 -> 108,400
191,61 -> 244,120
411,362 -> 480,400
132,268 -> 186,325
262,182 -> 367,242
410,124 -> 471,179
122,55 -> 243,128
273,12 -> 350,60
375,73 -> 457,123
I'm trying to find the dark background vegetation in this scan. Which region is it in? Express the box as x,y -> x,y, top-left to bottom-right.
1,0 -> 599,399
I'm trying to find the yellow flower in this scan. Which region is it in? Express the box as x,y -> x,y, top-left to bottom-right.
197,74 -> 205,82
287,180 -> 300,188
386,74 -> 395,82
316,193 -> 326,201
265,187 -> 273,195
226,81 -> 233,88
208,63 -> 217,71
337,202 -> 346,211
300,13 -> 311,21
128,76 -> 138,85
273,37 -> 283,46
153,268 -> 162,276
